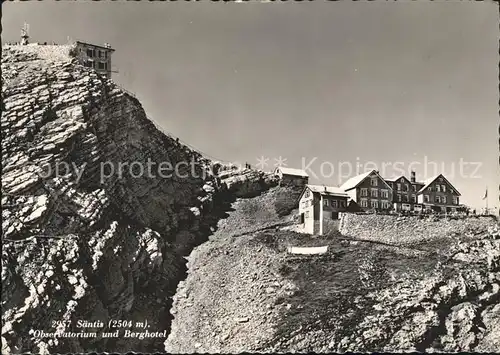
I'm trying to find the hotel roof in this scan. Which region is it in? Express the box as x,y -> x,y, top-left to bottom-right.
75,41 -> 115,52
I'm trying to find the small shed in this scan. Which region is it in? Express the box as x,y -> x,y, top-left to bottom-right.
274,167 -> 309,187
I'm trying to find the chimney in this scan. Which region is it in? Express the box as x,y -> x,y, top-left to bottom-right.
411,171 -> 416,183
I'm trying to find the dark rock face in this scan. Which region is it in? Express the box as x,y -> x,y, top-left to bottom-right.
1,45 -> 274,354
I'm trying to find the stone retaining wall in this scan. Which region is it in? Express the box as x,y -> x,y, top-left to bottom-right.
338,212 -> 497,245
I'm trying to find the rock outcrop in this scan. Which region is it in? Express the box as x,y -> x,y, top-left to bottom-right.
1,44 -> 275,354
218,167 -> 279,198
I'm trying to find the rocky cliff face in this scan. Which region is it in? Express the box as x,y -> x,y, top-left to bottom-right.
1,44 -> 277,354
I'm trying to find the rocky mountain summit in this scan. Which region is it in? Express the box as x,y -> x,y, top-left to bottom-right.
2,44 -> 499,355
1,44 -> 277,354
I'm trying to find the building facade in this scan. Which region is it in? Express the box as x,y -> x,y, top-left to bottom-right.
298,185 -> 348,235
340,170 -> 393,211
384,172 -> 460,213
73,41 -> 115,78
384,173 -> 423,212
385,175 -> 414,211
296,170 -> 461,219
416,174 -> 461,213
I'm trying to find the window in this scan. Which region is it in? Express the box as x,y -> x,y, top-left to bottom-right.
442,196 -> 447,204
424,195 -> 429,203
86,48 -> 95,57
453,197 -> 458,205
435,196 -> 441,203
360,188 -> 368,197
397,183 -> 401,191
442,185 -> 446,192
84,60 -> 92,68
98,62 -> 106,70
305,190 -> 310,198
98,50 -> 103,58
305,211 -> 309,218
360,199 -> 368,208
411,194 -> 416,203
324,199 -> 329,206
371,189 -> 378,198
104,51 -> 108,59
436,185 -> 441,192
371,200 -> 379,209
412,185 -> 417,191
397,194 -> 401,202
300,213 -> 305,224
403,195 -> 408,202
371,178 -> 378,186
340,200 -> 346,208
404,184 -> 409,192
381,189 -> 388,198
332,200 -> 338,208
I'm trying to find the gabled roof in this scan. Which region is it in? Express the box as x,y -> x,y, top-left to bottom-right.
417,174 -> 461,196
339,171 -> 373,191
417,175 -> 440,194
274,167 -> 309,178
339,169 -> 392,191
307,184 -> 349,197
297,184 -> 348,202
384,175 -> 411,184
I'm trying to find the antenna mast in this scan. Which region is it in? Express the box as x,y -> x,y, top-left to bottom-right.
20,22 -> 30,45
